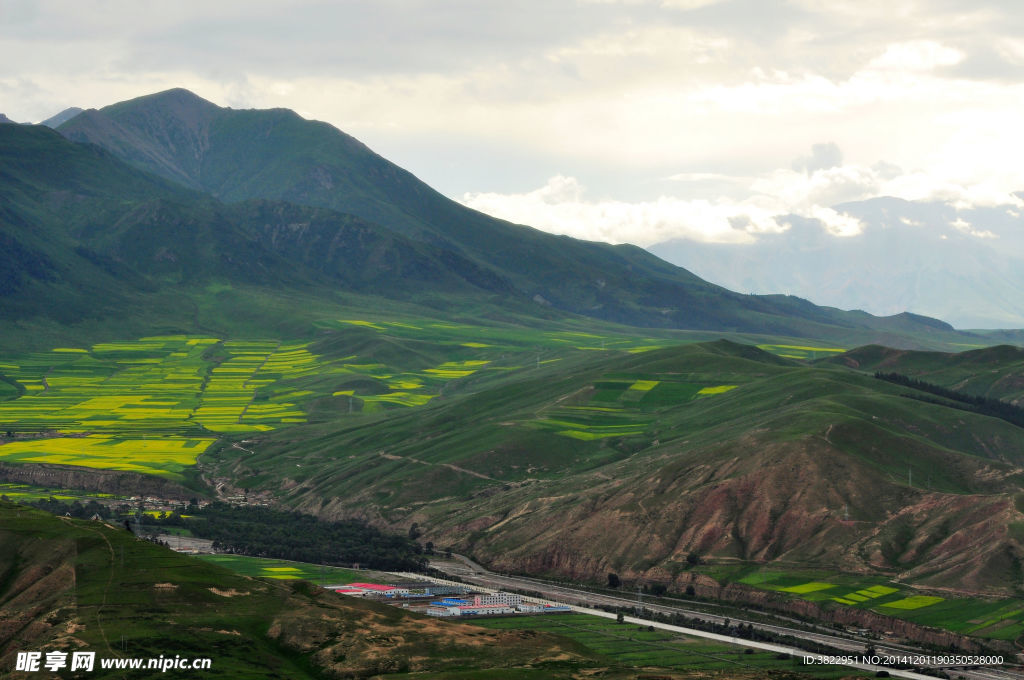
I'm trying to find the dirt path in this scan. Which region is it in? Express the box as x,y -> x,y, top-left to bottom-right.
59,517 -> 118,659
378,452 -> 496,481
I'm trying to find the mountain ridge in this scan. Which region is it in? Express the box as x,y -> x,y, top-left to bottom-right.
40,106 -> 83,128
51,88 -> 972,343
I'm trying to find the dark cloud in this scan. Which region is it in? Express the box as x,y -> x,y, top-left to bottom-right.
103,1 -> 641,79
939,44 -> 1024,82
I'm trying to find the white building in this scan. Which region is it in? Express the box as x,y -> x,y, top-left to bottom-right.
345,583 -> 410,597
515,603 -> 545,613
475,592 -> 522,606
425,602 -> 515,617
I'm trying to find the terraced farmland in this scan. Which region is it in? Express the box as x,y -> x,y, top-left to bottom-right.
0,336 -> 338,477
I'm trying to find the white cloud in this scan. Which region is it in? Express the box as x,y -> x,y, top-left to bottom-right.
458,135 -> 1024,246
750,165 -> 878,213
459,176 -> 783,247
951,217 -> 997,239
867,41 -> 965,71
458,156 -> 878,246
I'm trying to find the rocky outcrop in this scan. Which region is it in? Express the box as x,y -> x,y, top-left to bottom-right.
0,462 -> 194,500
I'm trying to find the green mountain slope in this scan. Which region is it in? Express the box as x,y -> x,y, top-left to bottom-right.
0,502 -> 595,679
206,335 -> 1024,595
0,124 -> 531,341
55,88 -> 975,340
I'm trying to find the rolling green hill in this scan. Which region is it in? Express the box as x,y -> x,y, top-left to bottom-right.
4,308 -> 1024,602
830,344 -> 1024,402
183,327 -> 1024,598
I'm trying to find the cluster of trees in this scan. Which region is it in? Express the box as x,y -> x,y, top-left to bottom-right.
19,497 -> 111,519
153,502 -> 428,571
876,372 -> 1024,428
16,497 -> 430,571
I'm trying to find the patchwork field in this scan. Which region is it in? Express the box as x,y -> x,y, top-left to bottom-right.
0,321 -> 702,479
736,571 -> 1024,640
532,374 -> 743,441
0,336 -> 341,477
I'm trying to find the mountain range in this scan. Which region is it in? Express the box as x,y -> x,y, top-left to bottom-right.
0,86 -> 978,348
650,197 -> 1024,330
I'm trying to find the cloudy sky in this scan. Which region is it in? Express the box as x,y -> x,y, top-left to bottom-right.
4,0 -> 1024,248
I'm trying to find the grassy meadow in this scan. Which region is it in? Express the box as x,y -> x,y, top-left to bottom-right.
475,613 -> 859,677
196,554 -> 366,584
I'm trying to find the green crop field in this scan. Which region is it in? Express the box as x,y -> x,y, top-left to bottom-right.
196,554 -> 367,584
734,569 -> 1024,640
475,613 -> 858,677
530,371 -> 745,441
0,481 -> 125,503
758,344 -> 847,360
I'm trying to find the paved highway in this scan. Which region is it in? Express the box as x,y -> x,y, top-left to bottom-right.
412,555 -> 1022,680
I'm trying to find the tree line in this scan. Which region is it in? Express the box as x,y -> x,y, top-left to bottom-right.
875,372 -> 1024,429
14,496 -> 428,572
153,502 -> 428,571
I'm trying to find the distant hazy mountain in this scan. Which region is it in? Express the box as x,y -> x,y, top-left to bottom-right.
40,106 -> 83,128
649,196 -> 1024,329
46,88 -> 964,341
0,113 -> 15,124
